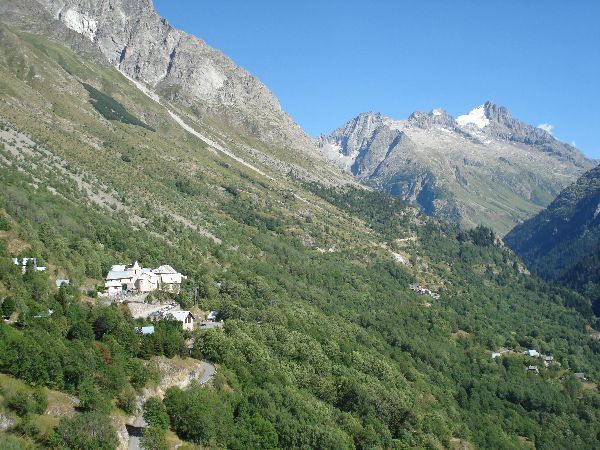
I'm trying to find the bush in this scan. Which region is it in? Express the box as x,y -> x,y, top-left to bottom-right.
1,297 -> 16,318
7,391 -> 30,416
55,412 -> 118,450
116,385 -> 137,415
143,397 -> 169,430
140,426 -> 168,450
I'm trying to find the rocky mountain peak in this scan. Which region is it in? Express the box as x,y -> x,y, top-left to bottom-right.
34,0 -> 316,153
407,108 -> 455,129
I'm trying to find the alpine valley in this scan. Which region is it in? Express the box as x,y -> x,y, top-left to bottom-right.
0,1 -> 598,450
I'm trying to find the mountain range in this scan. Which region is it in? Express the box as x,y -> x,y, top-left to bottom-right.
318,103 -> 594,234
0,0 -> 599,448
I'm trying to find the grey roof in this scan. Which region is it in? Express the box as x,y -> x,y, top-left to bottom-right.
153,265 -> 177,274
106,270 -> 135,280
168,310 -> 194,322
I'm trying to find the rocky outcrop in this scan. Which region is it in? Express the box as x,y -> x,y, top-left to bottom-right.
33,0 -> 315,153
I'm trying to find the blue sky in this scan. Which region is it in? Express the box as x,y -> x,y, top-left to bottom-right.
154,0 -> 600,158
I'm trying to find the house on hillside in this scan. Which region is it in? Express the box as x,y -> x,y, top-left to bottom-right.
526,349 -> 540,358
12,257 -> 47,273
103,261 -> 186,296
167,310 -> 195,331
136,271 -> 161,293
153,265 -> 187,293
542,355 -> 554,367
55,279 -> 70,288
574,372 -> 587,381
136,326 -> 155,335
105,280 -> 123,296
207,311 -> 219,322
527,365 -> 539,374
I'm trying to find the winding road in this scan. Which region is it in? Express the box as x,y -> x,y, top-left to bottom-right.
127,361 -> 216,450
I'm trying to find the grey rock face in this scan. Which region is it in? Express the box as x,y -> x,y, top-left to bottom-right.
35,0 -> 314,152
319,103 -> 595,234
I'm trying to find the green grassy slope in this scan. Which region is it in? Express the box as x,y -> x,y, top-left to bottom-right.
0,26 -> 599,449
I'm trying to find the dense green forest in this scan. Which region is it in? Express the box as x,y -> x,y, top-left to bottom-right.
0,164 -> 599,449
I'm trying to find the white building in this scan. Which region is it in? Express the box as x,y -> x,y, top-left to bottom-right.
12,257 -> 47,273
167,310 -> 195,331
104,261 -> 186,296
55,279 -> 70,288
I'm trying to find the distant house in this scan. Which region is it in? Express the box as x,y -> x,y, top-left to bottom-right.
207,311 -> 219,322
55,279 -> 70,288
527,365 -> 540,374
542,355 -> 554,367
33,309 -> 54,319
574,372 -> 587,381
105,280 -> 123,296
136,272 -> 161,293
12,257 -> 47,273
526,349 -> 540,358
167,310 -> 195,331
153,265 -> 187,293
491,352 -> 501,359
136,326 -> 155,335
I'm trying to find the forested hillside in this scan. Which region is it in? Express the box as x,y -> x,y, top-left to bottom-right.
0,5 -> 598,450
505,165 -> 600,315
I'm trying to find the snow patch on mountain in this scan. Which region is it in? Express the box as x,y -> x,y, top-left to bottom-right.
456,105 -> 490,129
60,8 -> 98,42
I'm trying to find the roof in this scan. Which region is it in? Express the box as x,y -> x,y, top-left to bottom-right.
168,311 -> 194,322
161,273 -> 182,284
153,265 -> 177,274
106,270 -> 135,280
138,326 -> 155,335
207,311 -> 218,319
574,372 -> 586,378
55,279 -> 70,287
138,272 -> 159,280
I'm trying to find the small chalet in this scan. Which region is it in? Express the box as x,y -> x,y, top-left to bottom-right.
136,326 -> 155,335
542,355 -> 554,367
12,257 -> 47,273
55,279 -> 70,288
574,372 -> 587,381
207,311 -> 219,322
526,349 -> 540,358
167,310 -> 195,331
527,365 -> 539,374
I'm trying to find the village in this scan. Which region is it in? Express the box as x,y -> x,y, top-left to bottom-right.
490,347 -> 588,381
8,256 -> 592,382
11,257 -> 222,333
100,260 -> 222,333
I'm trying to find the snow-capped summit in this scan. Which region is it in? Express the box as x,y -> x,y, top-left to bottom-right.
456,104 -> 490,129
318,102 -> 594,234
